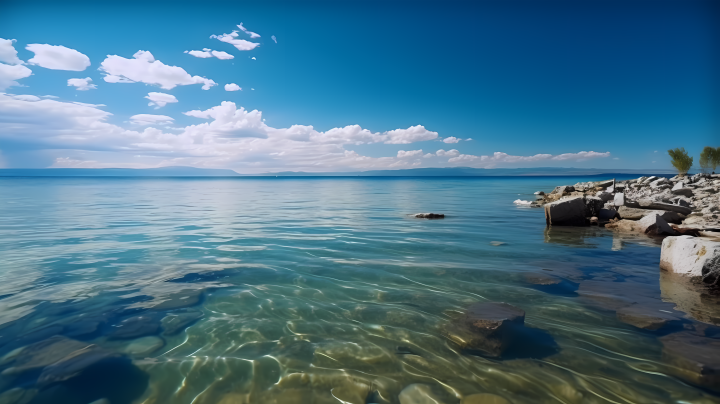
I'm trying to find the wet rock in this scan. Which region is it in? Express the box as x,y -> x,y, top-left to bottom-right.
149,289 -> 204,310
0,388 -> 36,404
636,214 -> 679,236
161,309 -> 203,336
398,384 -> 454,404
36,346 -> 121,386
544,197 -> 586,226
584,196 -> 604,217
659,271 -> 720,326
524,273 -> 561,285
616,304 -> 682,331
123,336 -> 164,356
108,314 -> 162,340
414,213 -> 445,219
444,302 -> 525,357
63,320 -> 100,339
660,333 -> 720,392
598,209 -> 620,222
1,336 -> 92,376
660,236 -> 720,284
462,394 -> 511,404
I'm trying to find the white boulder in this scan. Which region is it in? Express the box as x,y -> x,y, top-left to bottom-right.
636,214 -> 678,236
613,192 -> 625,207
660,236 -> 720,279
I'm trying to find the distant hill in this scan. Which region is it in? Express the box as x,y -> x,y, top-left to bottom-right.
0,166 -> 675,177
0,167 -> 241,177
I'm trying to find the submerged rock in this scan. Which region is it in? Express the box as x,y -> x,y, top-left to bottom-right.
161,309 -> 203,336
414,213 -> 445,219
444,302 -> 525,357
398,384 -> 454,404
108,314 -> 162,340
0,388 -> 37,404
123,336 -> 164,356
616,304 -> 682,331
660,333 -> 720,392
0,336 -> 101,376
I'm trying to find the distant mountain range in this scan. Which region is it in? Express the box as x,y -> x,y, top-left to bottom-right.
0,166 -> 675,177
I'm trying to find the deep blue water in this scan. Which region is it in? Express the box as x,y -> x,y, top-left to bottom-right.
0,176 -> 717,403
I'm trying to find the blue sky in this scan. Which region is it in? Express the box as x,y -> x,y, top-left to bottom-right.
0,0 -> 717,173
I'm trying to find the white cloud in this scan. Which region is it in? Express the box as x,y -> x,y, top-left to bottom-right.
26,44 -> 90,71
210,31 -> 260,51
436,149 -> 460,157
466,138 -> 472,141
443,136 -> 460,143
0,38 -> 23,65
0,63 -> 32,90
100,50 -> 216,90
237,23 -> 261,38
271,36 -> 277,44
67,77 -> 96,91
383,125 -> 438,144
251,57 -> 256,60
145,92 -> 178,109
0,94 -> 614,173
225,83 -> 241,91
130,114 -> 174,125
184,49 -> 234,60
397,149 -> 423,158
550,151 -> 611,161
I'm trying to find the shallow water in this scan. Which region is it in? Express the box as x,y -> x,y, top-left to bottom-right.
0,176 -> 718,403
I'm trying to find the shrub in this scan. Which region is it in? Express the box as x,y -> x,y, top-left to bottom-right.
667,147 -> 693,175
699,146 -> 720,173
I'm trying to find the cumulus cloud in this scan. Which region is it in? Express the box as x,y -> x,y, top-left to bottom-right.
210,30 -> 260,51
0,38 -> 23,65
0,94 -> 613,173
271,36 -> 277,43
237,23 -> 261,38
225,83 -> 241,91
26,44 -> 90,71
145,92 -> 178,109
550,151 -> 611,161
100,50 -> 216,90
184,49 -> 234,60
383,125 -> 438,144
0,63 -> 32,90
443,136 -> 460,143
130,114 -> 174,125
397,150 -> 423,158
67,77 -> 96,91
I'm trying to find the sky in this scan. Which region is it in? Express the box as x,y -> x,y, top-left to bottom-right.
0,0 -> 717,173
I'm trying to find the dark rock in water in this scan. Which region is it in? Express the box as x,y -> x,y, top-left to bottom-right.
598,208 -> 620,222
414,213 -> 445,219
616,305 -> 682,331
1,336 -> 93,376
584,196 -> 604,217
544,197 -> 586,226
161,309 -> 203,336
686,322 -> 720,338
3,325 -> 65,353
149,289 -> 204,310
63,321 -> 101,339
525,273 -> 562,286
660,333 -> 720,392
444,302 -> 525,357
37,344 -> 120,387
0,387 -> 37,404
395,346 -> 420,356
108,315 -> 162,340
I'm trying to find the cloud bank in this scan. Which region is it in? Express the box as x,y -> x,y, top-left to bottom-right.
100,50 -> 216,90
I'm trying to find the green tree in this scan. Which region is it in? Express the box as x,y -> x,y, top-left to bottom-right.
668,147 -> 693,175
698,146 -> 720,173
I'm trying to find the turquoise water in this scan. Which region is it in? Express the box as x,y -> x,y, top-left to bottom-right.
0,177 -> 718,404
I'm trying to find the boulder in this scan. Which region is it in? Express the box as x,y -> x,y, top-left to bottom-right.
124,336 -> 164,356
613,192 -> 625,207
1,336 -> 90,375
108,315 -> 162,340
616,305 -> 682,331
414,213 -> 445,219
534,191 -> 545,195
596,192 -> 614,202
636,214 -> 679,236
544,197 -> 586,226
637,199 -> 692,215
162,309 -> 203,336
598,209 -> 620,222
584,196 -> 604,217
660,333 -> 720,392
443,302 -> 525,357
398,384 -> 452,404
672,182 -> 694,197
660,236 -> 720,284
617,207 -> 683,224
550,185 -> 574,195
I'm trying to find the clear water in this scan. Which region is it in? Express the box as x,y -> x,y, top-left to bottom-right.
0,177 -> 718,404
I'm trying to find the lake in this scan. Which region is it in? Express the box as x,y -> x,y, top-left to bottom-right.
0,176 -> 717,403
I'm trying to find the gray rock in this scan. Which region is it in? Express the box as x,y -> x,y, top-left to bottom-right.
443,302 -> 525,357
613,192 -> 625,207
550,185 -> 574,195
584,196 -> 604,217
37,344 -> 119,386
596,192 -> 614,202
672,182 -> 694,197
660,333 -> 720,392
636,214 -> 678,236
598,208 -> 620,222
534,191 -> 545,195
414,213 -> 445,219
637,199 -> 692,215
544,197 -> 586,226
0,336 -> 89,375
616,305 -> 682,330
124,336 -> 164,356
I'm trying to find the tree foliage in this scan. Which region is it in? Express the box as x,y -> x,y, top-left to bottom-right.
699,146 -> 720,173
667,147 -> 693,175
